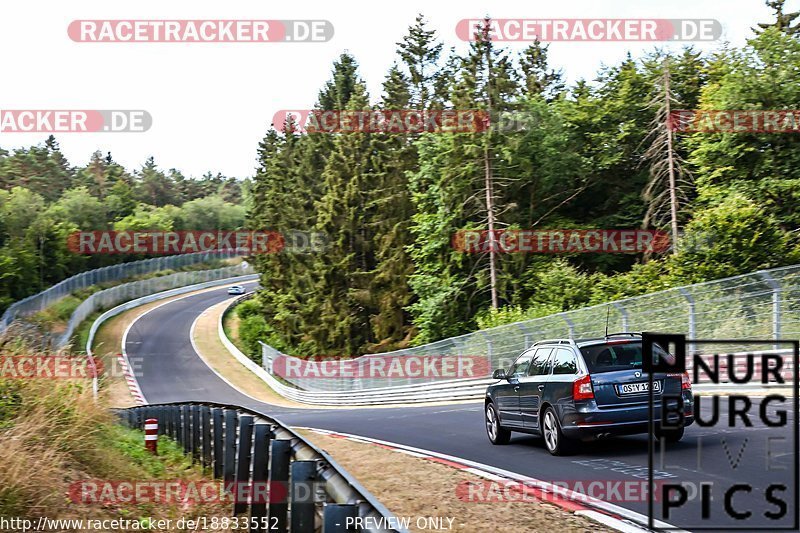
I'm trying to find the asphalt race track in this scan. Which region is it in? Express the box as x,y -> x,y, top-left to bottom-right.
125,284 -> 798,532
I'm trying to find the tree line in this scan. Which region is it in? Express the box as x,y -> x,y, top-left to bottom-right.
0,139 -> 248,313
247,5 -> 800,357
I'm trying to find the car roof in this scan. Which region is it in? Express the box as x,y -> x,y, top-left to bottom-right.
534,334 -> 642,349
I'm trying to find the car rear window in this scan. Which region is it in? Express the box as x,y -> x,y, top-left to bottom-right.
579,341 -> 672,373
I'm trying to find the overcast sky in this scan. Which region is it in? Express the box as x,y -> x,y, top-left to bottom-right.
1,0 -> 795,178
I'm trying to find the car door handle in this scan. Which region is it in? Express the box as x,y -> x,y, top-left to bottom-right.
514,386 -> 520,392
538,384 -> 545,391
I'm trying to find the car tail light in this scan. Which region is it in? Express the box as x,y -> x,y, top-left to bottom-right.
667,372 -> 692,390
573,374 -> 594,400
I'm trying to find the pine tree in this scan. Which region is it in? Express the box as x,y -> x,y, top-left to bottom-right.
396,14 -> 444,109
520,39 -> 565,100
756,0 -> 800,34
365,66 -> 417,351
642,57 -> 693,254
311,83 -> 375,354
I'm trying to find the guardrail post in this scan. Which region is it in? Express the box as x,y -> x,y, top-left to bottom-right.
268,439 -> 291,532
174,407 -> 183,446
181,405 -> 191,455
323,504 -> 358,532
233,415 -> 255,516
249,424 -> 272,532
201,406 -> 212,471
212,408 -> 224,479
223,410 -> 238,487
678,288 -> 696,355
157,407 -> 166,436
165,406 -> 173,438
759,271 -> 782,351
290,461 -> 318,533
191,405 -> 201,462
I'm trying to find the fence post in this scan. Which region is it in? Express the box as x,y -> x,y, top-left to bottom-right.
516,323 -> 532,350
611,302 -> 629,332
560,313 -> 575,339
290,461 -> 318,533
249,424 -> 272,532
759,271 -> 782,351
323,504 -> 358,532
268,439 -> 291,532
678,288 -> 696,355
480,332 -> 493,361
212,408 -> 224,479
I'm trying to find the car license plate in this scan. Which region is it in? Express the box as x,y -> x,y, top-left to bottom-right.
617,381 -> 661,395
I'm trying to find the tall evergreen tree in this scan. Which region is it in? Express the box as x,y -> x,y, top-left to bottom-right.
396,14 -> 445,109
756,0 -> 800,34
520,39 -> 565,100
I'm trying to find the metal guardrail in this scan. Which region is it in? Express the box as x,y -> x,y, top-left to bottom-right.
215,295 -> 484,405
260,264 -> 800,393
214,295 -> 795,406
54,262 -> 254,349
0,250 -> 241,333
119,402 -> 405,533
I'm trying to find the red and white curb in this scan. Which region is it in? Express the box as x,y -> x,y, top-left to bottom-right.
117,353 -> 146,405
297,427 -> 687,533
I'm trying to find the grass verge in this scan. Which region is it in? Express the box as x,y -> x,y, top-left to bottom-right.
0,377 -> 234,530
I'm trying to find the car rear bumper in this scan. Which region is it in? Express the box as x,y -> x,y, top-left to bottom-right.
559,393 -> 694,439
562,416 -> 694,439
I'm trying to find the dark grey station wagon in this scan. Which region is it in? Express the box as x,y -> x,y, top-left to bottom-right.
484,334 -> 694,455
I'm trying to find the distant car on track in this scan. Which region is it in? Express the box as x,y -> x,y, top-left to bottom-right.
227,285 -> 246,295
484,333 -> 693,455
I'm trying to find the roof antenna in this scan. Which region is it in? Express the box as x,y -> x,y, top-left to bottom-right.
604,305 -> 610,338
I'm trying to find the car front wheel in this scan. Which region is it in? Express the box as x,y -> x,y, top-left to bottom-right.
485,403 -> 511,445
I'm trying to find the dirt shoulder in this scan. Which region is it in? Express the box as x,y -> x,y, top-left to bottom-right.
296,429 -> 613,533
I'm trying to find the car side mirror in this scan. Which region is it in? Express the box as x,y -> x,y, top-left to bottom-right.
492,369 -> 507,380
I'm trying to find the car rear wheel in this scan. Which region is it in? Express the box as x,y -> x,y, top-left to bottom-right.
542,407 -> 576,456
485,403 -> 511,445
656,425 -> 685,443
